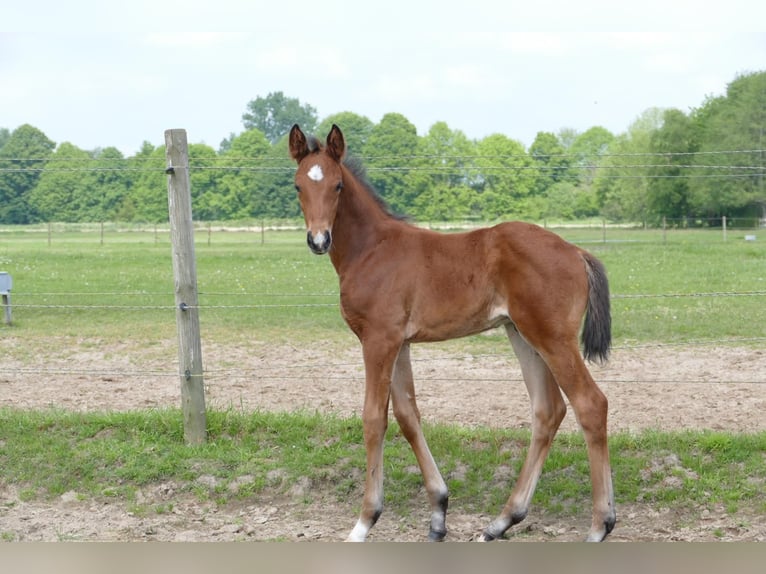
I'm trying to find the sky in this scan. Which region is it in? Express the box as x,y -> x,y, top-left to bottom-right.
2,1 -> 765,156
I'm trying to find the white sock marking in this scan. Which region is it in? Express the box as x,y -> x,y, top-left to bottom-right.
347,519 -> 369,542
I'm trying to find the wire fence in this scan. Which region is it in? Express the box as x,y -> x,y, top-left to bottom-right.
1,218 -> 763,250
1,152 -> 765,395
6,289 -> 766,309
1,149 -> 764,187
2,290 -> 765,386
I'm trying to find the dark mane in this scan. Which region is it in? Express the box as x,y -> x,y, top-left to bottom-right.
343,155 -> 407,221
307,135 -> 321,153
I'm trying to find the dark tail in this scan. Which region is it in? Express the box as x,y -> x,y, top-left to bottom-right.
581,252 -> 611,364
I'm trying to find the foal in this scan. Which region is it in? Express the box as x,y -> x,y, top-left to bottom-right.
289,124 -> 615,542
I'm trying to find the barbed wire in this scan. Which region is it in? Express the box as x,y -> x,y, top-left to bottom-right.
2,148 -> 764,163
1,165 -> 764,177
7,302 -> 338,310
2,371 -> 762,385
2,216 -> 759,235
2,347 -> 765,386
611,290 -> 766,299
2,330 -> 764,385
7,289 -> 766,310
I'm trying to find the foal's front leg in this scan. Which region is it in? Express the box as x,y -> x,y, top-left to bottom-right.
346,337 -> 399,542
390,344 -> 449,540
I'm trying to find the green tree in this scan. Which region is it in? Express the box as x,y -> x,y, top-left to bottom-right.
411,122 -> 476,220
90,147 -> 131,221
647,108 -> 697,219
188,143 -> 226,220
595,108 -> 664,222
242,92 -> 318,144
475,134 -> 538,219
28,143 -> 90,221
544,181 -> 579,220
569,127 -> 614,187
0,124 -> 55,223
219,128 -> 292,219
0,128 -> 10,150
262,132 -> 302,218
557,127 -> 579,150
690,71 -> 766,219
362,113 -> 420,215
27,143 -> 130,222
129,143 -> 167,223
316,112 -> 375,158
529,132 -> 573,196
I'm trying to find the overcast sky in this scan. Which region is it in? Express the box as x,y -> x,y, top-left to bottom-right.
2,1 -> 765,156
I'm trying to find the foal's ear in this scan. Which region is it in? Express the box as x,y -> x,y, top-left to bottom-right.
289,124 -> 309,163
326,124 -> 346,162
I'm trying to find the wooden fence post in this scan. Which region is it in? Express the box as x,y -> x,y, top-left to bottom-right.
165,129 -> 207,445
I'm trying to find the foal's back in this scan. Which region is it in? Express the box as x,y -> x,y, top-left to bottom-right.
341,219 -> 589,345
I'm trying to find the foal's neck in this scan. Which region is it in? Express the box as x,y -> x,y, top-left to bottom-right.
329,167 -> 394,273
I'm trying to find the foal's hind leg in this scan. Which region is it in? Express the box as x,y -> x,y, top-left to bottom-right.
390,343 -> 449,540
479,327 -> 567,541
543,344 -> 616,541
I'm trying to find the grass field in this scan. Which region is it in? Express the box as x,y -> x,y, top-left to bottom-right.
1,408 -> 764,522
1,222 -> 765,540
1,222 -> 764,345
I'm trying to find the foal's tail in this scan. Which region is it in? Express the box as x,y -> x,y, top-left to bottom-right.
581,252 -> 612,364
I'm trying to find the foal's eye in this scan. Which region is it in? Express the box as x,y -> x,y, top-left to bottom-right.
335,181 -> 343,193
294,185 -> 301,194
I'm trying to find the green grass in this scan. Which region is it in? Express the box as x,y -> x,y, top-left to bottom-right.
1,407 -> 764,521
1,223 -> 764,530
1,224 -> 764,346
0,228 -> 344,343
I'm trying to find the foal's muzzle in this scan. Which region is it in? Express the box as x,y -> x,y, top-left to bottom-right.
307,230 -> 332,255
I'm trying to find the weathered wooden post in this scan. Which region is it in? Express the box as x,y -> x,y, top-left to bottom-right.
165,129 -> 207,445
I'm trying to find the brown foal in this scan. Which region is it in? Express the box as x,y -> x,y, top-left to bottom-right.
289,124 -> 615,542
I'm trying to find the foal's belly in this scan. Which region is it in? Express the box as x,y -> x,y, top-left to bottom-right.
404,302 -> 511,343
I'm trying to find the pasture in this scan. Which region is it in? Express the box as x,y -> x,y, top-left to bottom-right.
2,223 -> 764,343
1,223 -> 765,541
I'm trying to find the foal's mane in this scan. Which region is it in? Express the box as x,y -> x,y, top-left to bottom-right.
307,135 -> 404,221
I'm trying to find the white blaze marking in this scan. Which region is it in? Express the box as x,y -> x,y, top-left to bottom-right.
307,164 -> 324,181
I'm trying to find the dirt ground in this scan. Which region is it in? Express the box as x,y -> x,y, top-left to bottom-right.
1,339 -> 765,542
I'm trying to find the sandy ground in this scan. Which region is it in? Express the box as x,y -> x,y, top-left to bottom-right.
1,337 -> 765,542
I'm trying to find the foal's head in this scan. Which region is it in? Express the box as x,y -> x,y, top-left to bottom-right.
289,124 -> 346,255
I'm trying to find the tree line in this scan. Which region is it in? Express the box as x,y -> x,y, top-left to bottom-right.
1,71 -> 764,226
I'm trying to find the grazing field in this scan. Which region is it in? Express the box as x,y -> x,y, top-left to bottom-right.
1,223 -> 765,541
1,223 -> 764,343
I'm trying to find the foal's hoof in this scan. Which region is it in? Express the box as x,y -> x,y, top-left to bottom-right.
428,528 -> 447,542
585,517 -> 616,542
475,531 -> 497,542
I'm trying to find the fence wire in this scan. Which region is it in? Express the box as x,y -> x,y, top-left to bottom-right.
2,333 -> 765,386
7,289 -> 766,310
